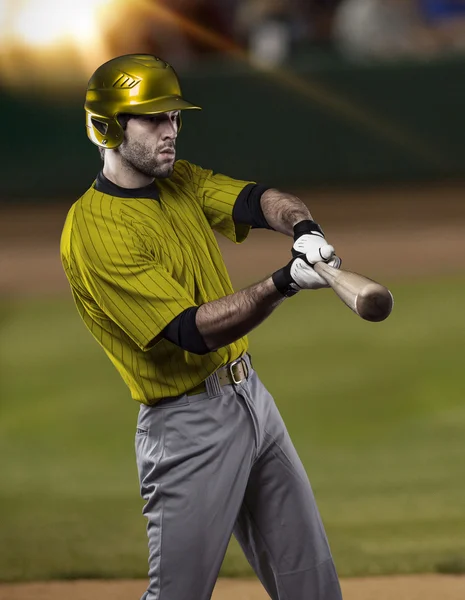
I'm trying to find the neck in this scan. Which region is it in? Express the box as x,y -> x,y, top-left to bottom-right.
103,150 -> 154,188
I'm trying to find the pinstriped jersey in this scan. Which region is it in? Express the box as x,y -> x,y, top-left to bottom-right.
60,160 -> 253,404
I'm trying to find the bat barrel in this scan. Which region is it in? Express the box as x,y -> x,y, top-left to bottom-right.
355,283 -> 393,322
313,261 -> 393,322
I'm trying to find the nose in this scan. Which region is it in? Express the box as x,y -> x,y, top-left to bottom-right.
160,117 -> 178,142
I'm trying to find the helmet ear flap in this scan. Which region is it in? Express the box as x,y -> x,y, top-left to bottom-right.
86,114 -> 125,149
91,118 -> 108,135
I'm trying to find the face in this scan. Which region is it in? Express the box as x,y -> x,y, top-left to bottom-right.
117,111 -> 179,179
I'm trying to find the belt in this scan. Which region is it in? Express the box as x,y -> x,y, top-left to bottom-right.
186,356 -> 249,396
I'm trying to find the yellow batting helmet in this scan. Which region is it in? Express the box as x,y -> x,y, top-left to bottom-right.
85,54 -> 201,149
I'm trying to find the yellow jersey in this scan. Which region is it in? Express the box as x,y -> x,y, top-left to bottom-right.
60,159 -> 253,404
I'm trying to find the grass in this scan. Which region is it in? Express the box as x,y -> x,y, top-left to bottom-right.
1,276 -> 465,581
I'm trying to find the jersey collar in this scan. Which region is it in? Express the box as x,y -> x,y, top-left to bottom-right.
94,171 -> 160,200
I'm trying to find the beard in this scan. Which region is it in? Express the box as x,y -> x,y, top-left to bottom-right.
118,137 -> 175,179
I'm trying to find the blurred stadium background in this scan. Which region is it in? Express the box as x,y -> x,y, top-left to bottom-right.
1,0 -> 465,597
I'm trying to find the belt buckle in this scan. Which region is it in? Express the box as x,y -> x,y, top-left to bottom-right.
228,357 -> 247,385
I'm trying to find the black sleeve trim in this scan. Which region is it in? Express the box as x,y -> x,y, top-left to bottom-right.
162,306 -> 210,355
232,183 -> 274,230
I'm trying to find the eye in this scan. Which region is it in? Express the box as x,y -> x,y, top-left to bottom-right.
138,115 -> 156,124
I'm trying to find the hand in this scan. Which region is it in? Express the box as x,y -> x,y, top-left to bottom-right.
272,254 -> 342,296
292,220 -> 336,264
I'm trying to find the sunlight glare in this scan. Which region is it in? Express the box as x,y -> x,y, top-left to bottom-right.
14,0 -> 112,48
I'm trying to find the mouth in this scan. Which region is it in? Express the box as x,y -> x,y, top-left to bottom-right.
159,147 -> 175,157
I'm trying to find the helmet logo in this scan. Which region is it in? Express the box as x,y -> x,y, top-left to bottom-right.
113,71 -> 141,89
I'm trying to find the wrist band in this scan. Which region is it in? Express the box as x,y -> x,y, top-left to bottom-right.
272,266 -> 299,298
293,219 -> 324,239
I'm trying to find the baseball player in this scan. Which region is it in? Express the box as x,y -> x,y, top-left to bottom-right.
60,54 -> 343,600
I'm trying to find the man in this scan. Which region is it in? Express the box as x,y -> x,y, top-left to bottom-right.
60,54 -> 343,600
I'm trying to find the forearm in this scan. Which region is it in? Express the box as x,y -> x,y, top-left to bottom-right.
260,188 -> 313,236
196,277 -> 286,351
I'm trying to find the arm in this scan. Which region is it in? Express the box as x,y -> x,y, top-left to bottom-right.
163,187 -> 339,354
194,254 -> 334,352
260,188 -> 340,266
163,245 -> 334,354
196,277 -> 285,352
162,171 -> 338,354
259,188 -> 313,236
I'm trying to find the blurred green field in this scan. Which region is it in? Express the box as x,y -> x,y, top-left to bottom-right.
1,277 -> 465,582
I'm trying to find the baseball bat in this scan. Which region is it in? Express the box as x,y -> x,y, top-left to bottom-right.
313,262 -> 393,322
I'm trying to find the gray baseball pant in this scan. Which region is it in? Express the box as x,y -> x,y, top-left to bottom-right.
135,354 -> 342,600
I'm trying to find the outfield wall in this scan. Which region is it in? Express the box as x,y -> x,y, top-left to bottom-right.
1,56 -> 464,201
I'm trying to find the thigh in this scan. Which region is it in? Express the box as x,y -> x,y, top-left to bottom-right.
136,390 -> 256,600
233,378 -> 342,600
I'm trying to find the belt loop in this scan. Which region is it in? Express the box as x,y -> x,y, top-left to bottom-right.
205,371 -> 222,398
246,352 -> 253,372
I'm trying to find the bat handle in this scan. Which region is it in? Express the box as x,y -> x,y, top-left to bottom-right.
313,261 -> 339,285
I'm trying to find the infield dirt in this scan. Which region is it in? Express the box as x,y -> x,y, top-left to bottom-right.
1,575 -> 465,600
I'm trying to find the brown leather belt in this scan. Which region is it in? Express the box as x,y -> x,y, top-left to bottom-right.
186,356 -> 249,396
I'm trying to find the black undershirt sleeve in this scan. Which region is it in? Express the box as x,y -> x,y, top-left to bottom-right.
232,183 -> 274,230
162,306 -> 210,355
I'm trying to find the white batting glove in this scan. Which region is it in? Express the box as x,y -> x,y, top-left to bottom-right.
292,220 -> 336,264
272,254 -> 342,296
